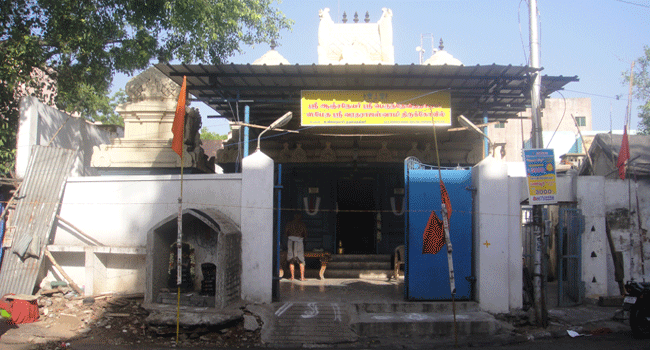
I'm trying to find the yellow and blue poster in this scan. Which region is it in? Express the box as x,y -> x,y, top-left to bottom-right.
523,149 -> 557,205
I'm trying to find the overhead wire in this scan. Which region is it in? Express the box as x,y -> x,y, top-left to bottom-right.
545,91 -> 568,148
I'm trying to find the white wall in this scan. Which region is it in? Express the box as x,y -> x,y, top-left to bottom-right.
473,157 -> 514,313
602,179 -> 650,292
577,177 -> 608,297
55,174 -> 242,246
240,151 -> 274,304
17,96 -> 122,178
507,175 -> 525,310
49,173 -> 242,295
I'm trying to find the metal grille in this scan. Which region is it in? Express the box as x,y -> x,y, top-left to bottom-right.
557,207 -> 584,306
521,207 -> 549,310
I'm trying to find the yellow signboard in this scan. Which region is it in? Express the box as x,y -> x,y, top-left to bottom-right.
301,90 -> 451,126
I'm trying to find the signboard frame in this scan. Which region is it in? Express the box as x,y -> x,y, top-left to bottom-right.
301,90 -> 451,126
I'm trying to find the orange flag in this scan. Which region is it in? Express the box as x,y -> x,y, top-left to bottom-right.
423,180 -> 452,254
423,210 -> 445,254
171,76 -> 187,157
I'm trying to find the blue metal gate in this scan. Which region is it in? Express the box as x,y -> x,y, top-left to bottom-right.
404,157 -> 474,300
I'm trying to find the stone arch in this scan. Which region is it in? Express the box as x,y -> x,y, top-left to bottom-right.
145,208 -> 241,309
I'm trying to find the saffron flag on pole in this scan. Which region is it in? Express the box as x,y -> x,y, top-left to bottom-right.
422,210 -> 445,254
617,126 -> 630,180
171,76 -> 187,157
423,179 -> 452,254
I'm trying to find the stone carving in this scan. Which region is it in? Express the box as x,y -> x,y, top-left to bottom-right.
422,143 -> 435,164
279,142 -> 292,163
291,143 -> 307,162
319,142 -> 337,162
406,142 -> 422,160
125,67 -> 179,102
376,141 -> 393,162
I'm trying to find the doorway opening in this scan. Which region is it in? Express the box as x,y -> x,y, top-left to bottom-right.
336,179 -> 377,254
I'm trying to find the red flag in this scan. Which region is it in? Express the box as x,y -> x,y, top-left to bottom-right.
440,180 -> 452,221
617,127 -> 630,180
422,210 -> 445,254
171,76 -> 187,157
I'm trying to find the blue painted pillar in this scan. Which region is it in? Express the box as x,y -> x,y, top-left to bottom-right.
483,111 -> 489,157
244,105 -> 250,157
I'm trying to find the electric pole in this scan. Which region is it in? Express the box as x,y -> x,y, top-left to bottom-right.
529,0 -> 548,328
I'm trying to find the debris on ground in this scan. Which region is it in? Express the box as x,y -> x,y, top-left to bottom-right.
0,286 -> 266,349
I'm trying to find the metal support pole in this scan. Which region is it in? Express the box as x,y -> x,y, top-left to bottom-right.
244,105 -> 250,157
482,111 -> 489,158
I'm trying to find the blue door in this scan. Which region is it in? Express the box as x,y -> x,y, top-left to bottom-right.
404,157 -> 474,300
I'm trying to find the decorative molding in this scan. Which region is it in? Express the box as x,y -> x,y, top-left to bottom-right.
125,67 -> 179,102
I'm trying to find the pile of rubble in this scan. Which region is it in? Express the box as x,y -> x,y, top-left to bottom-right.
3,285 -> 264,349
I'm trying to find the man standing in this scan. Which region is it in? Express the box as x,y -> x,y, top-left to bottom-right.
285,213 -> 307,281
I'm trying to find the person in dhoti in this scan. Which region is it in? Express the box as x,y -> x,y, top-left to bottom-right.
285,213 -> 307,281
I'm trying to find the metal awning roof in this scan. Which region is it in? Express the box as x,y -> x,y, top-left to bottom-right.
155,63 -> 577,127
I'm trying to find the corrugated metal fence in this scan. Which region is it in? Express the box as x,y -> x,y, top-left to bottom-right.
0,146 -> 75,296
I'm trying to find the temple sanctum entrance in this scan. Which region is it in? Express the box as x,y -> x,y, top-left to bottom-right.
276,163 -> 405,258
336,178 -> 377,254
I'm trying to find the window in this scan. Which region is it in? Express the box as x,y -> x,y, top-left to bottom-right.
575,116 -> 586,127
495,121 -> 506,129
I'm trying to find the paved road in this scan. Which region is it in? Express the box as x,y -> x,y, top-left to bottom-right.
59,330 -> 649,350
477,330 -> 649,350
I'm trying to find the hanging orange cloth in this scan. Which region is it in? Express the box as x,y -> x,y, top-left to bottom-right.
171,76 -> 187,157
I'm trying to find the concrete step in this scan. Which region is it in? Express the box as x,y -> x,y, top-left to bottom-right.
355,301 -> 479,313
324,269 -> 393,279
329,254 -> 391,262
327,261 -> 392,270
352,310 -> 501,338
262,302 -> 358,345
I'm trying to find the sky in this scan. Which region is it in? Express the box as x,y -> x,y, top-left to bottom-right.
113,0 -> 650,136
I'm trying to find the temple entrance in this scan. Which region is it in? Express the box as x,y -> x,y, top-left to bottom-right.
336,179 -> 377,254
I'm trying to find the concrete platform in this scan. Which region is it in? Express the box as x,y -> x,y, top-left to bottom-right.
255,277 -> 506,346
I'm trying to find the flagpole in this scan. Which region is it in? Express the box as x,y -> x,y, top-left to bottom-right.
172,76 -> 187,345
176,143 -> 184,344
431,109 -> 458,347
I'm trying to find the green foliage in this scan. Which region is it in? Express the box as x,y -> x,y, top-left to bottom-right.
0,0 -> 292,176
625,46 -> 650,134
200,127 -> 228,140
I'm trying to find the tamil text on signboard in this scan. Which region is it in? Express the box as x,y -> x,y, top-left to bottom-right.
301,90 -> 451,126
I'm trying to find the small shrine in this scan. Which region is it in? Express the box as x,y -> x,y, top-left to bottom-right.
91,67 -> 214,174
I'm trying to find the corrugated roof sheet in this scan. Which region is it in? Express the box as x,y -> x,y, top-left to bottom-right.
155,63 -> 578,126
0,146 -> 75,295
